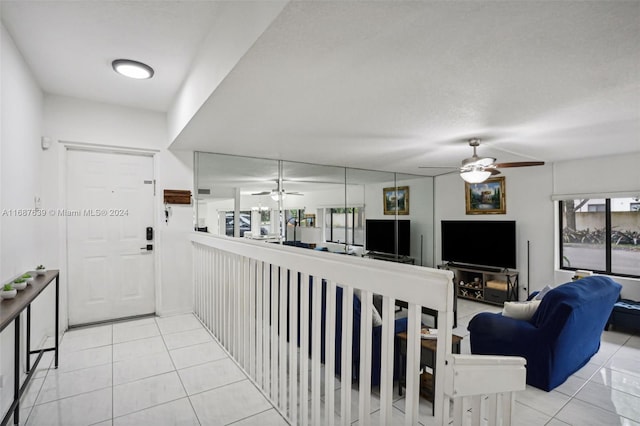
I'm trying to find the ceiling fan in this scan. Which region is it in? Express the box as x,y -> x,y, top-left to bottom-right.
251,185 -> 303,201
422,138 -> 544,183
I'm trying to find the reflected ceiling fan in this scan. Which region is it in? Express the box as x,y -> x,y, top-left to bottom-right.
423,138 -> 545,183
251,183 -> 303,201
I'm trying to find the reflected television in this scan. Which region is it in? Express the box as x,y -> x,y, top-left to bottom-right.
365,219 -> 410,256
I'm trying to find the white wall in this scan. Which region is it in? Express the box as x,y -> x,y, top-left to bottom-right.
365,177 -> 435,267
43,95 -> 194,317
435,158 -> 640,300
435,167 -> 555,300
552,153 -> 640,197
0,22 -> 49,414
168,1 -> 287,142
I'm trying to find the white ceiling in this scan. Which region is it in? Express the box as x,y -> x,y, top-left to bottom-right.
2,1 -> 639,175
1,1 -> 222,111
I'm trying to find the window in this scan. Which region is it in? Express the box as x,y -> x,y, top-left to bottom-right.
225,211 -> 251,237
324,207 -> 364,246
285,209 -> 304,241
560,198 -> 640,278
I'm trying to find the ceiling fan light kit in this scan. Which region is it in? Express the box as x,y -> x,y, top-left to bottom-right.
270,190 -> 286,201
456,138 -> 544,183
460,167 -> 493,183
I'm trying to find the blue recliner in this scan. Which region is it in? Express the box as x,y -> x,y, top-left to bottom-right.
467,275 -> 621,391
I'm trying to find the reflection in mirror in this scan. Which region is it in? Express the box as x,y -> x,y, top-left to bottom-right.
194,152 -> 434,266
281,161 -> 346,249
395,173 -> 435,267
345,168 -> 395,257
195,153 -> 279,239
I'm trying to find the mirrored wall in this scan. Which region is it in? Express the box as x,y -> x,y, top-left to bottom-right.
195,152 -> 435,267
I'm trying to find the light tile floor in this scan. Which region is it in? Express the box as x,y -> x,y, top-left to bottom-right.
20,314 -> 287,426
18,301 -> 640,425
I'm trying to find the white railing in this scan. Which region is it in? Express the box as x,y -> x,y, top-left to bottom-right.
445,354 -> 527,426
191,233 -> 525,425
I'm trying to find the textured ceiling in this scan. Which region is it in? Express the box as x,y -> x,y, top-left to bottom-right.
173,1 -> 640,174
2,1 -> 639,175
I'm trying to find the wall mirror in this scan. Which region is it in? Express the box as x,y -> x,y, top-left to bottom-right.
195,152 -> 434,267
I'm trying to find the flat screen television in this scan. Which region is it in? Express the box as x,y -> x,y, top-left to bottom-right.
441,220 -> 516,269
365,219 -> 410,256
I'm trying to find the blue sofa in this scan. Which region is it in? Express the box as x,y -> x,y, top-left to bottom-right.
467,275 -> 621,391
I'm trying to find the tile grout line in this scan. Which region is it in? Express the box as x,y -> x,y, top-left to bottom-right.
155,315 -> 203,426
224,407 -> 280,426
545,332 -> 634,424
20,348 -> 54,424
191,313 -> 289,424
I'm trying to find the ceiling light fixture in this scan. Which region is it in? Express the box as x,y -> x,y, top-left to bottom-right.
112,59 -> 154,79
270,190 -> 287,201
460,166 -> 492,183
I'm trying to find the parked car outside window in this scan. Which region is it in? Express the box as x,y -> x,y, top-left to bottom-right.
225,212 -> 269,237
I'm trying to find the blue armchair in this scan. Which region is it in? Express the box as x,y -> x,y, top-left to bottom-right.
467,276 -> 621,391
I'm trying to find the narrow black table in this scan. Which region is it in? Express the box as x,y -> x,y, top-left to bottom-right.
0,270 -> 59,426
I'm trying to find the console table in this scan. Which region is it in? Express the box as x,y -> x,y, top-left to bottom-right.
1,270 -> 59,426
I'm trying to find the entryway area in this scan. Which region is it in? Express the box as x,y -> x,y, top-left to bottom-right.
66,149 -> 156,326
18,314 -> 286,425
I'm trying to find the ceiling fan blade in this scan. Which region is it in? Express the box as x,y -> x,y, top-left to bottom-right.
286,192 -> 303,196
495,161 -> 545,168
489,168 -> 502,176
251,191 -> 271,196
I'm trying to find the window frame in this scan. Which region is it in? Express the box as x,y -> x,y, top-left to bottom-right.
559,199 -> 639,279
324,207 -> 364,247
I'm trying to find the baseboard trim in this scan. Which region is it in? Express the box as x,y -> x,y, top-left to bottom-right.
68,312 -> 156,329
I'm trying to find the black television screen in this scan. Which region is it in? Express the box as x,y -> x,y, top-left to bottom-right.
441,220 -> 516,269
365,219 -> 410,256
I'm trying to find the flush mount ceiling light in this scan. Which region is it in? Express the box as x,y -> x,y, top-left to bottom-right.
112,59 -> 154,79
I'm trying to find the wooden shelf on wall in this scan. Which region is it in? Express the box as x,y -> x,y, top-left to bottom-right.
164,189 -> 191,205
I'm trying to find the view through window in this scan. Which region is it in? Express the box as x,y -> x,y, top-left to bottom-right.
560,198 -> 639,277
324,207 -> 364,246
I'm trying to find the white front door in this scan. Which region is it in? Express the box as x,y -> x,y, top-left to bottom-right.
67,149 -> 155,325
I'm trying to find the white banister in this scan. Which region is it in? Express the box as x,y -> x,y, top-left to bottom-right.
191,233 -> 525,425
339,285 -> 353,425
445,354 -> 527,426
379,295 -> 395,425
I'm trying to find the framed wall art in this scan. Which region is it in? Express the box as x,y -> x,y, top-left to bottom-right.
465,177 -> 506,214
383,186 -> 409,215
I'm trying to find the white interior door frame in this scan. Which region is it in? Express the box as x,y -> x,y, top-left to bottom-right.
58,141 -> 160,328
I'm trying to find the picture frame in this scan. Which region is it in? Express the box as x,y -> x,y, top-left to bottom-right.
465,177 -> 506,215
383,186 -> 409,215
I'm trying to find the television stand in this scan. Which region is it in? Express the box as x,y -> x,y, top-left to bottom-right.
366,252 -> 415,265
440,264 -> 518,306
